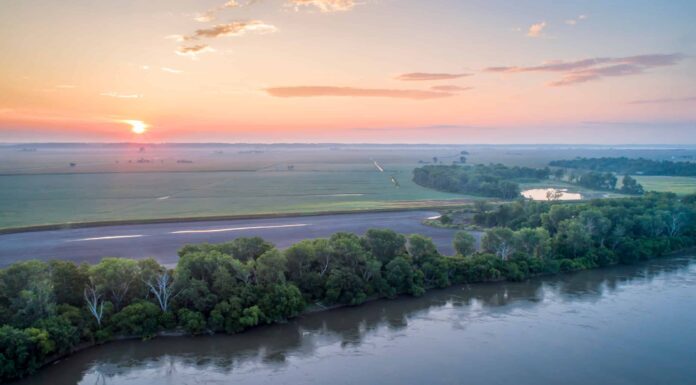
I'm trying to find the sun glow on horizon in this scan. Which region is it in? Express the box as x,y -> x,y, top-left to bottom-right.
122,120 -> 148,135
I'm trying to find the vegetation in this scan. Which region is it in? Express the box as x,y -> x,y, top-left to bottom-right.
413,164 -> 550,199
550,157 -> 696,177
1,193 -> 695,381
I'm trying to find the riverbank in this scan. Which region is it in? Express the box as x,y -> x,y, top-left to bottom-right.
22,247 -> 696,380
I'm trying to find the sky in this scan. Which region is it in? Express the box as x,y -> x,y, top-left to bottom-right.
0,0 -> 695,144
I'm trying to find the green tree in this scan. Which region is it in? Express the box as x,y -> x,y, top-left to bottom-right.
89,258 -> 140,310
361,229 -> 406,265
481,227 -> 516,260
453,231 -> 477,256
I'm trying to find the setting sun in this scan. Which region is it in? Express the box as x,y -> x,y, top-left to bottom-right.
123,120 -> 148,135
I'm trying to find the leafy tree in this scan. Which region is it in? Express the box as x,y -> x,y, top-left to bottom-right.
620,175 -> 645,195
514,228 -> 551,259
110,301 -> 161,339
481,228 -> 516,260
324,268 -> 367,305
89,258 -> 140,310
384,257 -> 424,297
48,261 -> 89,307
406,234 -> 440,263
453,231 -> 477,256
255,249 -> 287,285
361,229 -> 406,264
177,309 -> 206,335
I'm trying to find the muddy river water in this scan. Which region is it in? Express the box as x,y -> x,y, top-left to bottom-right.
16,255 -> 696,385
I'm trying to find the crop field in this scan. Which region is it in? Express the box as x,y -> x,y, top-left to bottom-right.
633,176 -> 696,195
2,144 -> 694,229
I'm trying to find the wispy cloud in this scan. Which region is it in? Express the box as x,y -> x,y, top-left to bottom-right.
184,20 -> 277,40
527,21 -> 546,37
485,53 -> 687,86
195,1 -> 239,22
395,72 -> 471,81
629,96 -> 696,105
265,86 -> 453,99
176,44 -> 215,58
287,0 -> 357,12
430,85 -> 472,92
565,14 -> 588,26
161,67 -> 183,74
100,92 -> 143,99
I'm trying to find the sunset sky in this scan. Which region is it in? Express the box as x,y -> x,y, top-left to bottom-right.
1,0 -> 695,143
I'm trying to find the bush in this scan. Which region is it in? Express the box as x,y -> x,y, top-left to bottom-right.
110,302 -> 161,339
178,309 -> 206,335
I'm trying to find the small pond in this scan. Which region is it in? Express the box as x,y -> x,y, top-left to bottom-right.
521,188 -> 583,201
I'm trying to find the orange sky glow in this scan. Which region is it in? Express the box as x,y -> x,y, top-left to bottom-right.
1,0 -> 695,143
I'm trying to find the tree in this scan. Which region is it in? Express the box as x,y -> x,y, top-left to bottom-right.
111,301 -> 161,338
144,271 -> 177,312
406,234 -> 439,263
481,228 -> 516,260
255,249 -> 287,285
285,240 -> 317,281
361,229 -> 406,265
453,231 -> 477,256
555,219 -> 592,258
49,261 -> 89,306
513,228 -> 551,259
385,256 -> 424,297
619,175 -> 644,195
83,282 -> 104,327
89,258 -> 139,310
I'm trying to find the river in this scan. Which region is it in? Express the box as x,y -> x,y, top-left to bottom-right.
15,255 -> 696,385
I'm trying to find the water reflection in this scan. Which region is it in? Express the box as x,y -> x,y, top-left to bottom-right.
17,256 -> 695,385
521,188 -> 583,201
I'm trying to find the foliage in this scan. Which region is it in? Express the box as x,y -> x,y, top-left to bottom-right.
550,157 -> 696,177
412,164 -> 550,199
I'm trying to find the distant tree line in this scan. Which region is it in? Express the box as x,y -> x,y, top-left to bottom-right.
1,193 -> 695,381
412,164 -> 550,199
564,171 -> 644,195
550,157 -> 696,177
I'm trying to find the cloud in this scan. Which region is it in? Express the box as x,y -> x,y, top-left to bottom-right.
287,0 -> 356,12
565,14 -> 588,26
161,67 -> 183,74
184,20 -> 277,40
629,96 -> 696,105
265,86 -> 453,99
395,72 -> 471,81
527,21 -> 546,37
484,53 -> 687,86
194,0 -> 256,22
176,44 -> 215,58
100,92 -> 143,99
430,85 -> 472,92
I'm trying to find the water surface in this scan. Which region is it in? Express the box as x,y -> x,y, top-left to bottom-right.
521,188 -> 583,201
18,256 -> 696,385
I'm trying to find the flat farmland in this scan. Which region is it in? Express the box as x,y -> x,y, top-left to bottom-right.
633,176 -> 696,195
3,144 -> 695,229
0,145 -> 473,228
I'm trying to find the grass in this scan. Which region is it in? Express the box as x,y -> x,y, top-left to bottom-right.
633,176 -> 696,195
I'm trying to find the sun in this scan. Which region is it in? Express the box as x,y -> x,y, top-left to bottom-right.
122,120 -> 148,135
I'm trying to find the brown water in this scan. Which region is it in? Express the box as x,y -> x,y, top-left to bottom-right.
16,256 -> 696,385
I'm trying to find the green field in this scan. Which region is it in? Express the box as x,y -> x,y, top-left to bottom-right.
633,176 -> 696,195
2,144 -> 695,229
